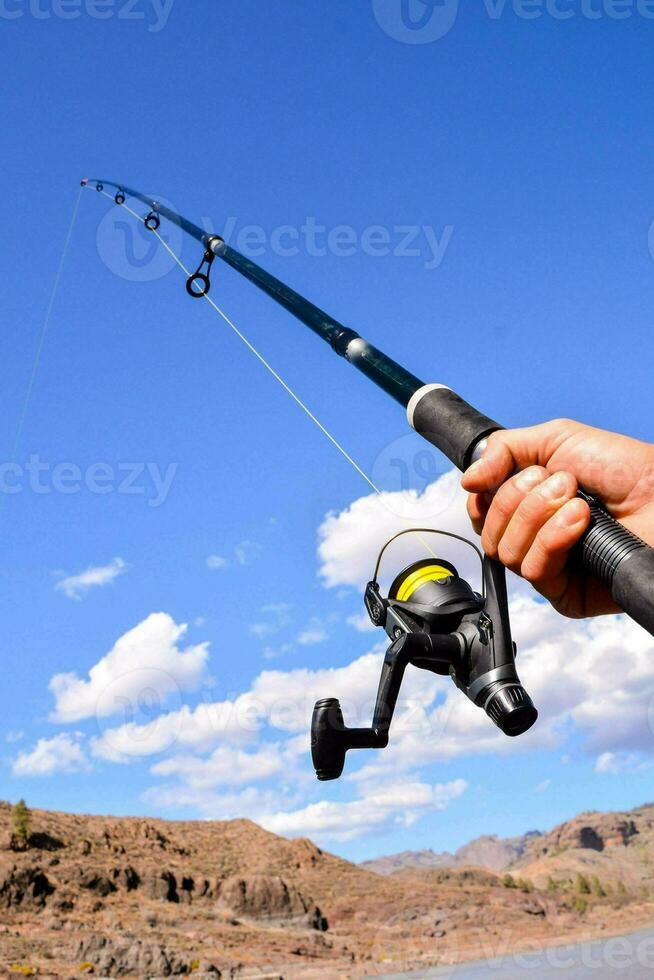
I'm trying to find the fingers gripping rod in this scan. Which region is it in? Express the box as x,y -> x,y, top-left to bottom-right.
87,179 -> 654,640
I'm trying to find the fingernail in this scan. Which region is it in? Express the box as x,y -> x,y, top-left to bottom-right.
542,472 -> 570,500
464,459 -> 484,478
558,499 -> 583,526
516,468 -> 545,491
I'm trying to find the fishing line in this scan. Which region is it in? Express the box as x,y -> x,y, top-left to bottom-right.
9,185 -> 83,466
91,187 -> 439,562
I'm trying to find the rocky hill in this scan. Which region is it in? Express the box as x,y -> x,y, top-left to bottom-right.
361,830 -> 541,875
359,848 -> 455,876
1,802 -> 654,978
513,803 -> 654,893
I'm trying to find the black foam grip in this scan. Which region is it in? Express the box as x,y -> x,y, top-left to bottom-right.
580,498 -> 654,636
411,387 -> 501,470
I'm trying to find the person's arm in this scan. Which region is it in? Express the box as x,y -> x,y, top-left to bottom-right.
461,419 -> 654,619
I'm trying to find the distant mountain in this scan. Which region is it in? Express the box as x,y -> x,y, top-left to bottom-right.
360,847 -> 455,875
456,830 -> 542,871
362,829 -> 542,875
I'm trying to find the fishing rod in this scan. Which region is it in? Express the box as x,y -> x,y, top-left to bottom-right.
85,178 -> 654,779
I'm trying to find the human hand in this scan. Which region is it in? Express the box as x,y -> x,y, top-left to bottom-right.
461,419 -> 654,618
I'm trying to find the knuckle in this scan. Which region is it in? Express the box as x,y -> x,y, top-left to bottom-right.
513,487 -> 548,529
497,539 -> 520,570
516,488 -> 548,524
544,417 -> 582,439
480,529 -> 498,559
520,553 -> 546,585
487,487 -> 516,522
486,430 -> 505,450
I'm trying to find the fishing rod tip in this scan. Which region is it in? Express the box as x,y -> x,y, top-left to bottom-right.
80,177 -> 89,186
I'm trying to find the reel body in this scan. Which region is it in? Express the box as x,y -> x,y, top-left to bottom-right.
311,530 -> 537,781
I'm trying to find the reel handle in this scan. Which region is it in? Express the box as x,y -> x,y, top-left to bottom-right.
311,699 -> 379,781
408,384 -> 654,638
311,633 -> 464,781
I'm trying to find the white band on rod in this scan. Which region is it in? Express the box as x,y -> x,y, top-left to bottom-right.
406,383 -> 451,429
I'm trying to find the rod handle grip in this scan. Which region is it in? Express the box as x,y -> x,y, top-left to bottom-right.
407,384 -> 501,470
578,494 -> 654,636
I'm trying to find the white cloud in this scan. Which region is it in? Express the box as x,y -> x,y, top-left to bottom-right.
144,775 -> 467,845
535,779 -> 551,793
595,751 -> 651,775
90,696 -> 255,762
207,541 -> 263,571
49,613 -> 210,723
206,555 -> 228,571
249,603 -> 293,640
235,540 -> 261,567
5,731 -> 23,744
346,611 -> 376,633
297,620 -> 328,646
262,643 -> 294,661
142,784 -> 303,823
151,745 -> 286,789
12,733 -> 89,777
259,778 -> 468,843
55,557 -> 127,600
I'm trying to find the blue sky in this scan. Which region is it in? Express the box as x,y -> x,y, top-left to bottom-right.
2,0 -> 654,862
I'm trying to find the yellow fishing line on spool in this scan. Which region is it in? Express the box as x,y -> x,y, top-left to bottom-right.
394,562 -> 454,602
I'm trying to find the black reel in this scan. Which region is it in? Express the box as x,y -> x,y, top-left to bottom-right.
311,529 -> 538,781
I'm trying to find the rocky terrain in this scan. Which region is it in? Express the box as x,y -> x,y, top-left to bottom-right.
1,802 -> 654,978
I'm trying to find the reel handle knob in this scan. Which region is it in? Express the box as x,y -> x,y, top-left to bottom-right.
311,698 -> 380,781
311,698 -> 347,781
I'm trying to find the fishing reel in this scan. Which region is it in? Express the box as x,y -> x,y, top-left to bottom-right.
311,529 -> 538,781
